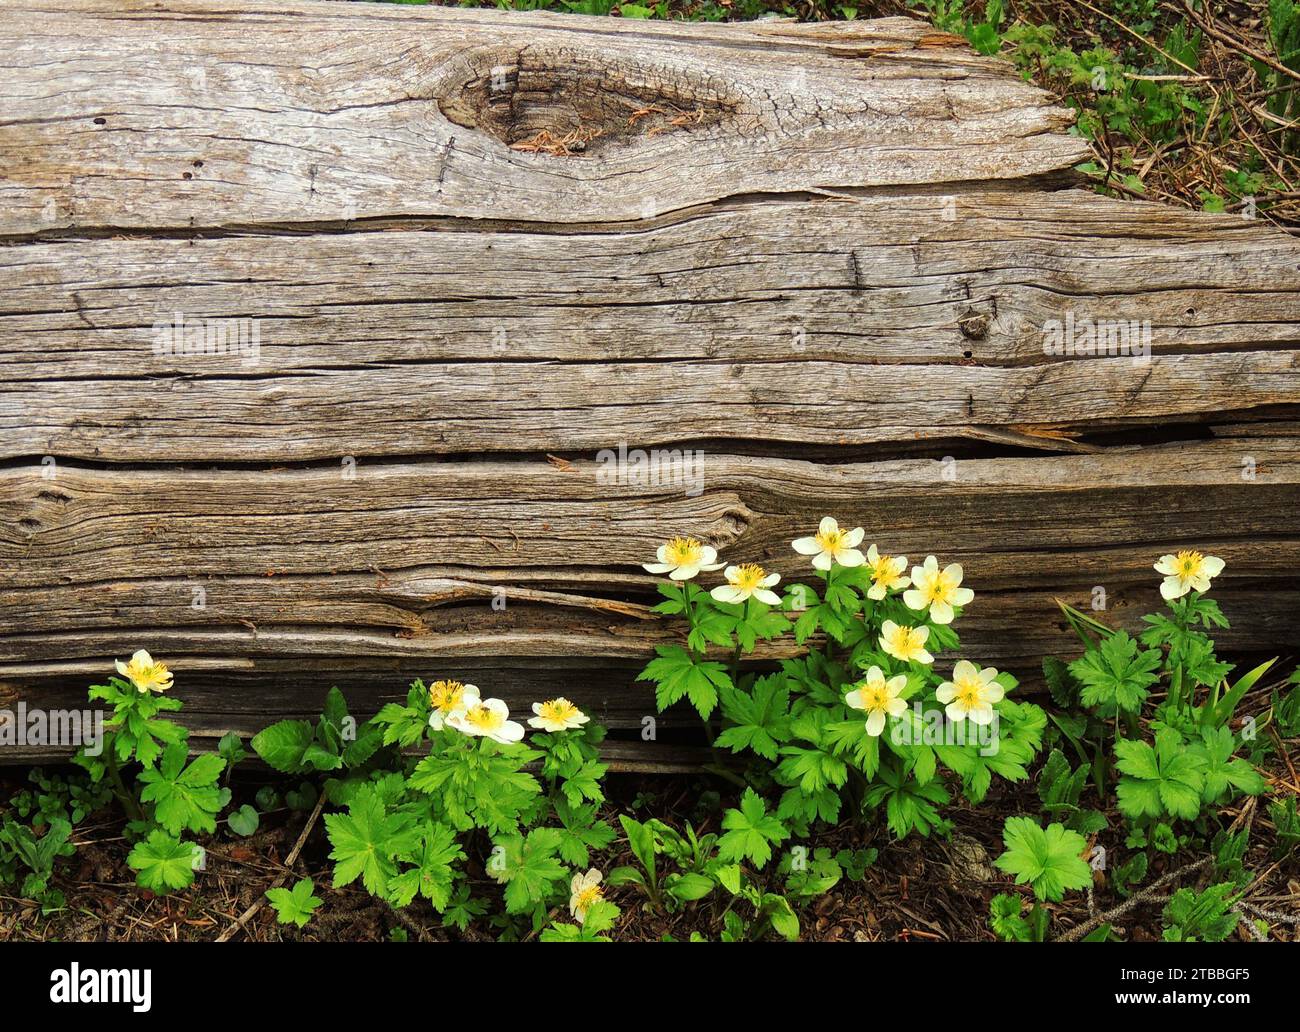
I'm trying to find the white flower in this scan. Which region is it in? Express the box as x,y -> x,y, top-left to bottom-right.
845,666 -> 908,737
446,697 -> 525,744
1154,550 -> 1225,600
902,555 -> 974,625
643,536 -> 724,581
879,620 -> 933,665
710,563 -> 782,606
935,661 -> 1005,725
864,544 -> 910,600
114,650 -> 173,694
427,679 -> 479,731
792,516 -> 866,571
569,868 -> 605,924
528,697 -> 590,732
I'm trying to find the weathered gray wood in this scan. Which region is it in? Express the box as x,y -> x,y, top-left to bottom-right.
4,189 -> 1300,461
0,2 -> 1086,235
4,440 -> 1299,594
2,1 -> 1299,762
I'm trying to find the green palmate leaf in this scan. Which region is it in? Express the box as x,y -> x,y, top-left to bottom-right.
1042,656 -> 1080,708
935,700 -> 1046,804
863,761 -> 951,839
994,817 -> 1091,902
775,744 -> 849,796
717,788 -> 789,869
492,827 -> 568,914
637,645 -> 731,719
1068,631 -> 1161,714
577,898 -> 620,936
127,830 -> 198,894
266,877 -> 323,928
823,719 -> 881,778
324,783 -> 418,897
1189,727 -> 1267,804
387,821 -> 464,910
777,784 -> 842,827
137,743 -> 228,835
687,607 -> 739,652
540,899 -> 620,942
559,758 -> 608,807
251,719 -> 315,773
732,605 -> 790,653
715,674 -> 792,761
555,807 -> 617,868
371,682 -> 434,748
1114,728 -> 1205,821
441,884 -> 490,933
989,893 -> 1033,942
408,740 -> 542,836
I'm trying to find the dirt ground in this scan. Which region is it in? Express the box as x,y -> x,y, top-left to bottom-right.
3,758 -> 1295,943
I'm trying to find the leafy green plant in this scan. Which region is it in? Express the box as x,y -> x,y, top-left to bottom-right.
266,877 -> 323,928
1037,748 -> 1106,834
989,892 -> 1049,942
716,862 -> 801,942
638,520 -> 1045,849
1161,882 -> 1241,942
1258,0 -> 1300,154
0,818 -> 75,912
614,813 -> 720,910
254,679 -> 615,937
994,816 -> 1093,902
127,829 -> 201,894
53,651 -> 236,896
1051,554 -> 1271,898
1268,796 -> 1300,860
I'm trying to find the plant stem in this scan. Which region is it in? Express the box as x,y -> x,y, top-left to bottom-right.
104,746 -> 144,823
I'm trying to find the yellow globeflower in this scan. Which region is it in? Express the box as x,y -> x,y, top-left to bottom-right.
879,620 -> 933,665
569,868 -> 605,924
710,563 -> 782,606
935,661 -> 1005,725
643,537 -> 724,581
845,666 -> 908,737
427,679 -> 479,731
792,516 -> 866,571
114,650 -> 173,694
864,544 -> 910,600
447,697 -> 525,744
902,555 -> 974,625
529,697 -> 590,732
1154,551 -> 1224,600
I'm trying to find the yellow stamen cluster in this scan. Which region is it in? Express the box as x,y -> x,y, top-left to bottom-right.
536,698 -> 580,723
429,679 -> 468,712
464,704 -> 505,732
731,563 -> 768,590
665,536 -> 705,565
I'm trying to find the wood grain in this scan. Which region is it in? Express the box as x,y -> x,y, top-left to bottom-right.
2,1 -> 1299,761
4,191 -> 1300,461
0,2 -> 1086,235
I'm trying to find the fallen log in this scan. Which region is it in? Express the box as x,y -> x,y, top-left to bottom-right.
2,1 -> 1298,759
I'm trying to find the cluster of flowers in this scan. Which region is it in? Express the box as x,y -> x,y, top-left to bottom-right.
642,518 -> 994,737
644,522 -> 1229,744
425,679 -> 590,745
